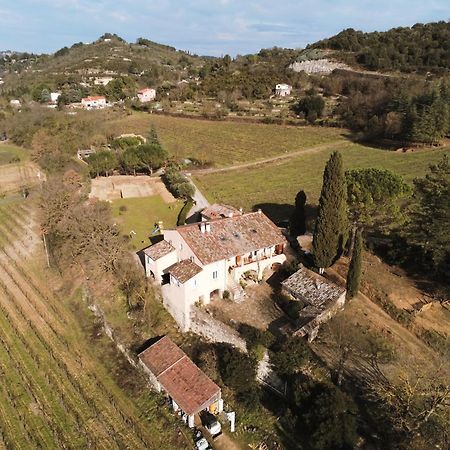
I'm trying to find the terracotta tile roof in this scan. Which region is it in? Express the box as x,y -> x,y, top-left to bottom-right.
138,88 -> 154,93
138,336 -> 221,415
165,260 -> 202,284
282,265 -> 345,309
201,204 -> 242,221
143,240 -> 175,260
138,336 -> 185,376
176,211 -> 286,265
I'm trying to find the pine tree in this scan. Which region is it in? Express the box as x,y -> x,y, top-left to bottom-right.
346,229 -> 362,299
312,151 -> 348,270
289,190 -> 307,237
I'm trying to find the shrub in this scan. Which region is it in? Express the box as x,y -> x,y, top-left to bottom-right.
300,383 -> 358,450
163,166 -> 195,199
216,343 -> 258,394
270,336 -> 310,376
238,323 -> 275,350
275,293 -> 304,320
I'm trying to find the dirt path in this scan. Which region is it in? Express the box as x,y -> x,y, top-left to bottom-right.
190,139 -> 347,175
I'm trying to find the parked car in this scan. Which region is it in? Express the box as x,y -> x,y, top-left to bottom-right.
195,437 -> 209,450
201,411 -> 221,436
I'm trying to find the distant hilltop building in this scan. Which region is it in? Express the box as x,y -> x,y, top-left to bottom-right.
81,96 -> 107,109
275,83 -> 292,97
137,88 -> 156,103
50,92 -> 61,103
9,99 -> 21,107
93,76 -> 114,86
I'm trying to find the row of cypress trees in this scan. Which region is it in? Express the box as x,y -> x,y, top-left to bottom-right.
309,151 -> 362,298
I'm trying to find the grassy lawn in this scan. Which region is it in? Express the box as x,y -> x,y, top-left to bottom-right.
195,143 -> 450,222
111,195 -> 183,250
0,143 -> 29,165
107,112 -> 346,167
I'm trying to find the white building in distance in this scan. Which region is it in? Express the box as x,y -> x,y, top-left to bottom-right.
94,76 -> 114,86
81,96 -> 107,109
137,88 -> 156,103
275,83 -> 292,97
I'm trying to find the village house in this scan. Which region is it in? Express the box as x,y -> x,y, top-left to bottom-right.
144,208 -> 287,331
9,99 -> 21,107
138,336 -> 222,428
137,88 -> 156,103
50,92 -> 61,103
282,265 -> 346,341
81,96 -> 107,109
275,83 -> 292,97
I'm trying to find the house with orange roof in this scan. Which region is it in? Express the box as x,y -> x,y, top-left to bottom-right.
144,208 -> 287,331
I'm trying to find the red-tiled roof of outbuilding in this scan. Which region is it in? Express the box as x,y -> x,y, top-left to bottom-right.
138,336 -> 220,415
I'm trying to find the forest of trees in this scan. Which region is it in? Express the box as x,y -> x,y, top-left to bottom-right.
318,71 -> 450,144
312,21 -> 450,73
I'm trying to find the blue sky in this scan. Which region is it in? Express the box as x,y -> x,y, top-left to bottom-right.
1,0 -> 449,55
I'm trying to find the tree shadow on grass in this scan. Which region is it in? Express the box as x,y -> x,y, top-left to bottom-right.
253,203 -> 294,225
254,202 -> 318,230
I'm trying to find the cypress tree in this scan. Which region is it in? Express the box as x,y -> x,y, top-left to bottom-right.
346,229 -> 363,299
312,151 -> 348,270
290,190 -> 307,237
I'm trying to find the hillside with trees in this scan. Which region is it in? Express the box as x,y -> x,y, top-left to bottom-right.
311,21 -> 450,74
0,33 -> 205,103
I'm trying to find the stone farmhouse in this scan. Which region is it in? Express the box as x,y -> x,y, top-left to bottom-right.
282,265 -> 346,341
144,208 -> 287,331
137,88 -> 156,103
275,83 -> 292,97
138,336 -> 222,428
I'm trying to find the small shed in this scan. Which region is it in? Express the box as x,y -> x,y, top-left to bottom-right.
138,336 -> 222,427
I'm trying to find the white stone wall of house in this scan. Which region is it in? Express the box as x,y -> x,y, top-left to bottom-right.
145,251 -> 177,283
161,282 -> 192,331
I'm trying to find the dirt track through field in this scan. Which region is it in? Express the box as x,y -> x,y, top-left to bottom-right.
191,139 -> 347,175
0,200 -> 175,449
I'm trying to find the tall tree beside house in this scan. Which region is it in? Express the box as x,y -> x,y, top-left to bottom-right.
345,168 -> 410,254
346,229 -> 363,299
290,190 -> 307,237
312,151 -> 348,271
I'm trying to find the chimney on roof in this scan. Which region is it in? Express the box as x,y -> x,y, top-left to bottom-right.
205,222 -> 211,233
199,222 -> 206,233
257,208 -> 262,214
239,208 -> 243,214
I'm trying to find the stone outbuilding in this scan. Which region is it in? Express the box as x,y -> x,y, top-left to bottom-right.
282,265 -> 346,341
